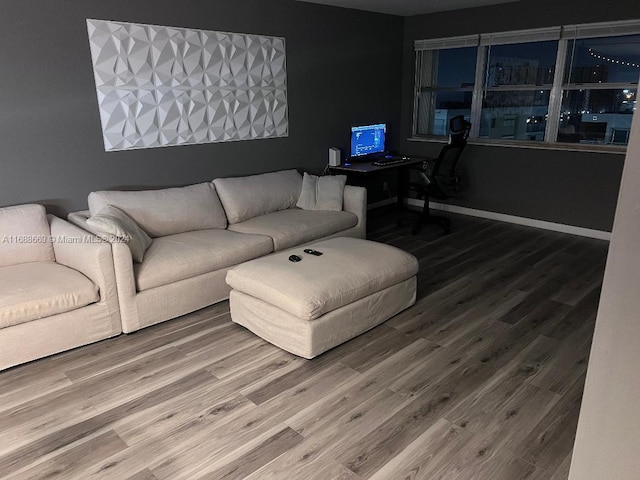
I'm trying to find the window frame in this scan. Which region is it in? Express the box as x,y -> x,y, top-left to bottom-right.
412,19 -> 640,151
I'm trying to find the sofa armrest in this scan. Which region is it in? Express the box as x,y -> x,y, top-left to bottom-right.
48,215 -> 118,310
68,210 -> 139,330
343,185 -> 367,238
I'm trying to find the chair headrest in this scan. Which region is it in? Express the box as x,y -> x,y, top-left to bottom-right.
449,115 -> 471,135
448,115 -> 471,144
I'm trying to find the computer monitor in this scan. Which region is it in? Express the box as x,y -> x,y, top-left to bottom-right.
350,123 -> 386,158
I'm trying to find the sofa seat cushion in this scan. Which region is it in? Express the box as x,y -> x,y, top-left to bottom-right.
228,208 -> 358,251
134,229 -> 274,292
0,262 -> 99,329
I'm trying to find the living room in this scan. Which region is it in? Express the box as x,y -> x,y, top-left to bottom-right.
1,0 -> 639,479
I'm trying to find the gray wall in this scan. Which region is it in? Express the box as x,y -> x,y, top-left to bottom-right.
400,0 -> 637,232
0,0 -> 403,216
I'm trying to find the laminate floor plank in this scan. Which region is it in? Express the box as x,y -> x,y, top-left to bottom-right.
426,287 -> 526,346
476,301 -> 570,370
527,323 -> 593,395
512,374 -> 586,468
366,418 -> 470,480
82,394 -> 274,480
203,336 -> 292,379
338,325 -> 418,373
257,362 -> 362,419
0,369 -> 216,475
387,336 -> 492,400
111,370 -> 228,446
544,283 -> 602,342
63,312 -> 230,382
0,369 -> 73,414
447,334 -> 560,433
6,430 -> 128,480
124,470 -> 159,480
285,383 -> 408,447
0,209 -> 608,480
190,426 -> 304,480
336,357 -> 495,478
386,274 -> 478,332
243,437 -> 362,480
242,352 -> 348,406
456,382 -> 561,452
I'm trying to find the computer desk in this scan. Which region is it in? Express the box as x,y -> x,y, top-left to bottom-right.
328,157 -> 425,209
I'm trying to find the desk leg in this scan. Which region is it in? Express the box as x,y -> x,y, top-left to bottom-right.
397,166 -> 410,210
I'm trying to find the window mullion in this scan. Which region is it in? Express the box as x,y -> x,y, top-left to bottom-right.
412,51 -> 422,137
470,46 -> 487,139
545,38 -> 569,143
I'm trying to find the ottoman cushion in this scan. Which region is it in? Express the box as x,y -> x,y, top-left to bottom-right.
225,237 -> 419,320
226,237 -> 419,358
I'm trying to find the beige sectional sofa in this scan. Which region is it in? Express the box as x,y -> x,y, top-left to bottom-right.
69,169 -> 367,334
0,204 -> 121,371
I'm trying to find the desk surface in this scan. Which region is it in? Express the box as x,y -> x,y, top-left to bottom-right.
328,157 -> 424,175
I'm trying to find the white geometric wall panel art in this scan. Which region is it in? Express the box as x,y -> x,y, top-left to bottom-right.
86,19 -> 288,151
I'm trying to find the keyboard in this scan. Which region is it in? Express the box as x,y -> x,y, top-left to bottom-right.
372,156 -> 408,166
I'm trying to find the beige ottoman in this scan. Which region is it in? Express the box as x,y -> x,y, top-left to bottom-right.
225,237 -> 418,358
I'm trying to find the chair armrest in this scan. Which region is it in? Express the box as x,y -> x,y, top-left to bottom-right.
343,185 -> 367,238
48,215 -> 117,307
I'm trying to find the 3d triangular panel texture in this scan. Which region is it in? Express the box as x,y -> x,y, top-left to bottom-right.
87,19 -> 288,151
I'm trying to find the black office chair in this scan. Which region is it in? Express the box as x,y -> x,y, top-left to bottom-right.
401,115 -> 471,235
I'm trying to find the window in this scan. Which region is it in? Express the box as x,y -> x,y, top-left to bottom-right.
413,20 -> 640,149
558,34 -> 640,145
415,46 -> 477,136
480,40 -> 557,141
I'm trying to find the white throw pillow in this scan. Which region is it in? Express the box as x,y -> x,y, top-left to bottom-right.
87,205 -> 152,262
296,173 -> 347,211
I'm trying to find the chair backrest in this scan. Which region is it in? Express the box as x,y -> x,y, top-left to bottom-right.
431,115 -> 471,198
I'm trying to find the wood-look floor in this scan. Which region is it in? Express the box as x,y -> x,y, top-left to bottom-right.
0,208 -> 609,480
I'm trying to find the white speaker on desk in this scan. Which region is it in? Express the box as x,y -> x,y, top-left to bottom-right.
328,147 -> 341,166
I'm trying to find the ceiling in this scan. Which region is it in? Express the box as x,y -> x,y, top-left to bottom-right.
294,0 -> 522,16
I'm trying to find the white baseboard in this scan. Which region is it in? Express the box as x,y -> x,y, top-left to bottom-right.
401,198 -> 611,241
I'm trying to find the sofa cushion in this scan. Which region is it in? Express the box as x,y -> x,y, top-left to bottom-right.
86,205 -> 153,262
296,173 -> 347,211
0,204 -> 55,268
213,169 -> 302,224
133,229 -> 273,291
0,262 -> 99,328
228,208 -> 358,251
88,182 -> 227,237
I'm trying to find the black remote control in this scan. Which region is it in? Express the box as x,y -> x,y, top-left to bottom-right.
289,254 -> 302,262
303,249 -> 323,256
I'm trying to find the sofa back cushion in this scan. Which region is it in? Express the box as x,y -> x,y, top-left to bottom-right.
0,204 -> 55,267
88,183 -> 227,237
213,169 -> 302,224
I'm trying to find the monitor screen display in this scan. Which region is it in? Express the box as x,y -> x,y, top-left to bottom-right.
350,123 -> 386,157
